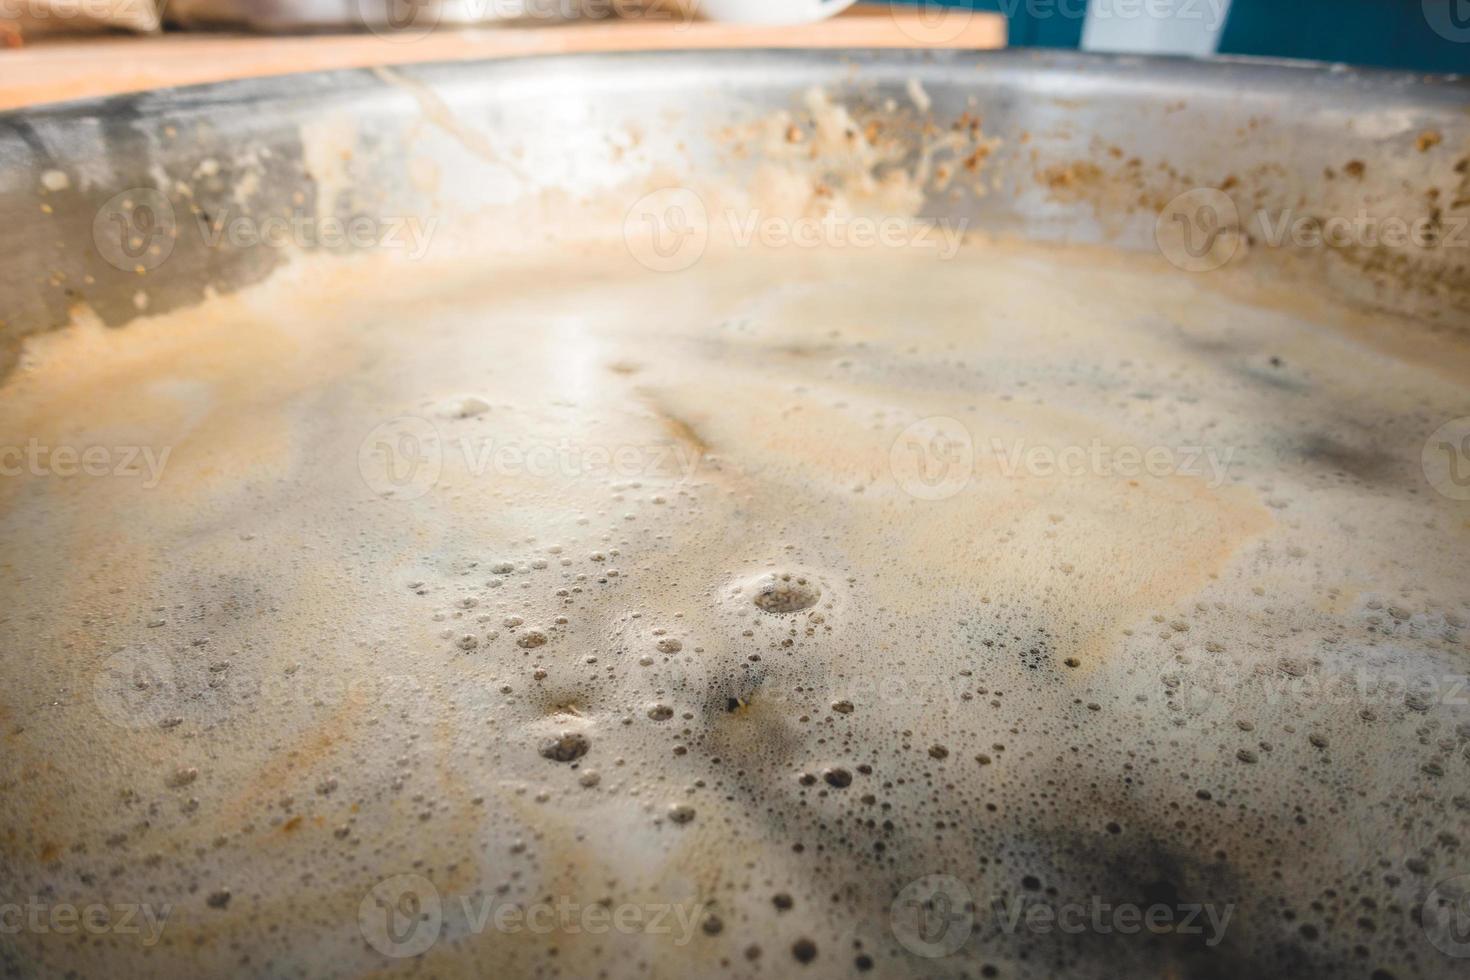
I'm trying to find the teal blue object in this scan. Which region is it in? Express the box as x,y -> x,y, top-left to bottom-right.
1218,0 -> 1469,72
888,0 -> 1470,72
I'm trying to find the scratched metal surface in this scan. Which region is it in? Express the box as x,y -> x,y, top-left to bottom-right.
1,48 -> 1466,373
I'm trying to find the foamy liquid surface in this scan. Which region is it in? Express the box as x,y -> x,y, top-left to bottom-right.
1,238 -> 1467,979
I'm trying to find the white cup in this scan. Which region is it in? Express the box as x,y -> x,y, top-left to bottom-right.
695,0 -> 858,25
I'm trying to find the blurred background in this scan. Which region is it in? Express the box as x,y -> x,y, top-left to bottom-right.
0,0 -> 1464,103
978,0 -> 1469,72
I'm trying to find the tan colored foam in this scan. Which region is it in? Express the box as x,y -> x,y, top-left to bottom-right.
1,235 -> 1467,978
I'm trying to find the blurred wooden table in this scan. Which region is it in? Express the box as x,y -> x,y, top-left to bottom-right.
0,5 -> 1006,109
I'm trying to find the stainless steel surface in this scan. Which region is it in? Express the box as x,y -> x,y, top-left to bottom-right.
1,48 -> 1465,374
